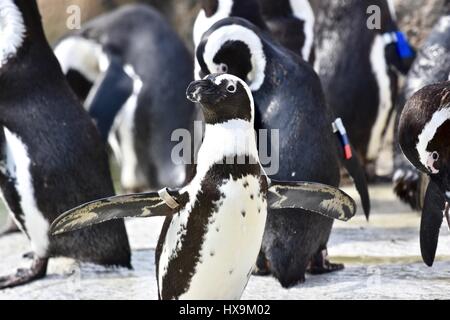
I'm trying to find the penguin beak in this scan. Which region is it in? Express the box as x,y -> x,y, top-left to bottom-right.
420,179 -> 446,267
186,79 -> 217,104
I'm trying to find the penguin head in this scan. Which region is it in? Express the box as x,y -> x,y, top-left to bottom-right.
186,73 -> 255,125
196,17 -> 267,91
399,82 -> 450,195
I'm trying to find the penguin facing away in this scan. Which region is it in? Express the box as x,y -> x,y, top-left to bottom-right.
398,81 -> 450,267
258,0 -> 316,63
194,0 -> 316,67
0,0 -> 131,289
393,14 -> 450,210
196,18 -> 370,287
50,74 -> 357,300
54,4 -> 197,193
313,0 -> 414,180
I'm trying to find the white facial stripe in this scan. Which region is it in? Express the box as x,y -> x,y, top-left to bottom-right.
212,74 -> 256,123
0,0 -> 26,68
289,0 -> 315,61
203,25 -> 266,91
417,107 -> 450,169
193,0 -> 234,47
54,37 -> 102,82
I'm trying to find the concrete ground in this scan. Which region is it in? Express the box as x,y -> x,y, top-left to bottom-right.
1,183 -> 450,300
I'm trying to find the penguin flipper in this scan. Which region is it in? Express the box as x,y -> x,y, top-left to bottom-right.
420,180 -> 445,267
268,180 -> 356,221
85,54 -> 134,141
50,189 -> 189,236
332,119 -> 370,219
339,144 -> 371,220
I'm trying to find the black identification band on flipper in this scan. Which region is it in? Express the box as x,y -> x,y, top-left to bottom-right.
267,180 -> 357,221
332,119 -> 371,219
50,188 -> 189,236
420,180 -> 445,267
85,54 -> 134,142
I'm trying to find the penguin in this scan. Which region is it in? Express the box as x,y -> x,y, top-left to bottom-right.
194,0 -> 316,67
196,18 -> 370,287
398,81 -> 450,267
50,74 -> 357,300
0,0 -> 131,289
54,4 -> 197,193
258,0 -> 316,63
393,13 -> 450,209
313,0 -> 414,181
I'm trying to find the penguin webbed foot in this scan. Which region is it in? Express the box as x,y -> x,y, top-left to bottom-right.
307,249 -> 344,275
0,257 -> 48,290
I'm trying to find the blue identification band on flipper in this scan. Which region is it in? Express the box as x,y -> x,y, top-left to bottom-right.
395,31 -> 415,59
333,118 -> 352,160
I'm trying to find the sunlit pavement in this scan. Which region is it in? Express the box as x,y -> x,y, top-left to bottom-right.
1,184 -> 450,300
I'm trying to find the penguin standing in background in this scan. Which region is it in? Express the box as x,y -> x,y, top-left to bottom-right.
313,0 -> 414,181
54,4 -> 197,193
393,13 -> 450,209
398,81 -> 450,267
196,18 -> 370,287
0,0 -> 131,289
50,74 -> 357,300
258,0 -> 316,63
194,0 -> 315,66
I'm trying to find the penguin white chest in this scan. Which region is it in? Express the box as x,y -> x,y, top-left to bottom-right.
2,128 -> 49,257
183,175 -> 267,300
162,175 -> 267,300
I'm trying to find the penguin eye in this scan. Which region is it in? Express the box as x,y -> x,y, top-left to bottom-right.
432,151 -> 439,161
219,63 -> 228,73
226,84 -> 236,93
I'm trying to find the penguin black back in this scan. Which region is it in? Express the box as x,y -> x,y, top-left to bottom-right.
258,0 -> 316,63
